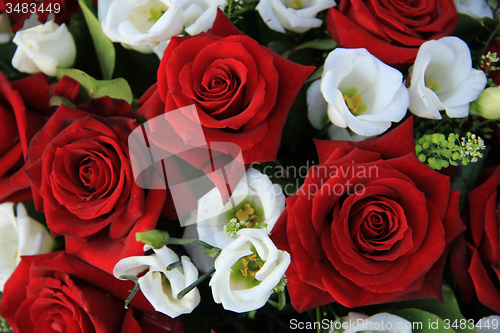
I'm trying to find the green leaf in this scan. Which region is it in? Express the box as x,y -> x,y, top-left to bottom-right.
390,309 -> 456,333
305,65 -> 324,83
78,0 -> 115,79
56,68 -> 133,104
282,39 -> 337,58
49,96 -> 78,108
384,284 -> 475,333
450,147 -> 490,213
93,78 -> 133,103
0,42 -> 26,81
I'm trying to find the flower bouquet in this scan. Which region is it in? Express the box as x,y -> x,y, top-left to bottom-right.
0,0 -> 500,331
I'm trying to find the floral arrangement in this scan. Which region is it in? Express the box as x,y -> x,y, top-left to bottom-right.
1,0 -> 500,331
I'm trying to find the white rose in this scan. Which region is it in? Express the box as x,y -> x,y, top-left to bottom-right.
99,0 -> 185,53
11,16 -> 76,76
0,14 -> 12,44
183,0 -> 227,35
320,48 -> 409,136
476,316 -> 500,333
454,0 -> 493,19
339,312 -> 412,333
113,245 -> 200,318
256,0 -> 336,33
209,228 -> 290,312
408,36 -> 487,119
0,202 -> 53,291
196,168 -> 285,249
307,79 -> 371,141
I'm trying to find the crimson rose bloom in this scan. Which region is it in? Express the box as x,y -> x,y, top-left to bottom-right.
138,10 -> 314,168
0,252 -> 185,333
271,119 -> 464,311
325,0 -> 458,67
0,72 -> 79,203
451,167 -> 500,314
24,98 -> 166,273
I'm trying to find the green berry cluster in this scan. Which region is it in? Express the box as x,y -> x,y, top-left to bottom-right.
416,132 -> 486,170
481,51 -> 500,87
273,275 -> 287,293
0,316 -> 12,333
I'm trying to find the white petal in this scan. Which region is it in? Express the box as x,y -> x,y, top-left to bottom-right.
113,255 -> 158,278
307,79 -> 329,130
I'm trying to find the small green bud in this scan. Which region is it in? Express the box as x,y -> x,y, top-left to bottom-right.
136,230 -> 169,249
418,154 -> 426,162
470,86 -> 500,120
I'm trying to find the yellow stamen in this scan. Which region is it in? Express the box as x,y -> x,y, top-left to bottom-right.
240,267 -> 248,277
242,258 -> 249,266
236,209 -> 249,221
287,0 -> 302,9
344,94 -> 363,115
244,204 -> 254,215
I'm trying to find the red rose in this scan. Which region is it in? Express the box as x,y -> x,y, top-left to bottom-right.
0,72 -> 79,203
24,98 -> 165,273
325,0 -> 458,67
138,10 -> 314,170
0,251 -> 185,333
271,119 -> 464,311
450,167 -> 500,314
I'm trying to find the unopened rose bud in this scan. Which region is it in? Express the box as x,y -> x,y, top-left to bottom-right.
470,86 -> 500,119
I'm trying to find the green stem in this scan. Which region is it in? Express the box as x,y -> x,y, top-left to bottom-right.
481,22 -> 500,60
168,237 -> 221,252
120,275 -> 140,309
167,261 -> 182,271
316,307 -> 322,333
177,267 -> 216,299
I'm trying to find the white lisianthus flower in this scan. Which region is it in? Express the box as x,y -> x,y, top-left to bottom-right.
183,0 -> 227,35
256,0 -> 336,33
320,48 -> 409,136
454,0 -> 493,19
209,228 -> 290,312
99,0 -> 185,53
338,312 -> 412,333
476,316 -> 500,333
196,168 -> 285,249
0,202 -> 53,291
408,36 -> 487,119
307,79 -> 371,141
113,245 -> 200,318
11,15 -> 76,76
0,14 -> 13,44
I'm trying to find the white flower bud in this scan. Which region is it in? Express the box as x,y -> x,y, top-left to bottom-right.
0,202 -> 53,291
11,15 -> 76,76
